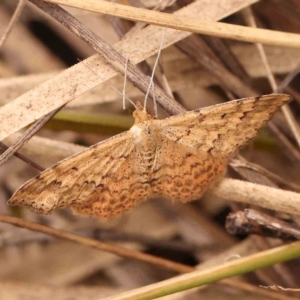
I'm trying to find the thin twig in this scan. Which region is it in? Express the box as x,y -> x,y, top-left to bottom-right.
276,63 -> 300,93
0,0 -> 26,50
222,280 -> 299,300
226,209 -> 300,240
0,214 -> 192,273
268,122 -> 300,162
283,86 -> 300,106
0,142 -> 44,171
261,285 -> 300,292
230,157 -> 300,192
0,105 -> 64,168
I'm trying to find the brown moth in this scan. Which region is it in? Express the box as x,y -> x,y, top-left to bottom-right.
8,94 -> 290,219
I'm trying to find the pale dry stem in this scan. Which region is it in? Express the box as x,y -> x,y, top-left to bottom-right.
44,0 -> 300,48
210,178 -> 300,216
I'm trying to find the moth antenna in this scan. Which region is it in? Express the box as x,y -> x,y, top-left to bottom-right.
123,58 -> 129,110
144,27 -> 167,110
78,58 -> 137,110
152,82 -> 158,118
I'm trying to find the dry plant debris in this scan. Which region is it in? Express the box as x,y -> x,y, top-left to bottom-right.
1,1 -> 300,300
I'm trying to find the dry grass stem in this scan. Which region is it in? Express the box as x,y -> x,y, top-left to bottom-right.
277,64 -> 300,93
210,179 -> 300,216
44,0 -> 300,48
0,0 -> 26,50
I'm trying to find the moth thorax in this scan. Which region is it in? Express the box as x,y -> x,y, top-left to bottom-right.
130,125 -> 143,140
130,123 -> 157,152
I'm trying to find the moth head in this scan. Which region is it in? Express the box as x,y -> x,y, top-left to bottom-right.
133,102 -> 153,124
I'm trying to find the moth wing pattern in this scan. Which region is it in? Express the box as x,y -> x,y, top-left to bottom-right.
8,131 -> 151,218
159,94 -> 291,157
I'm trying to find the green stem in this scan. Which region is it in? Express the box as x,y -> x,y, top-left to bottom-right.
44,110 -> 133,135
104,241 -> 300,300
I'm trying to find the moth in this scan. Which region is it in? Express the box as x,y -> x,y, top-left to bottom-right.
8,94 -> 290,219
